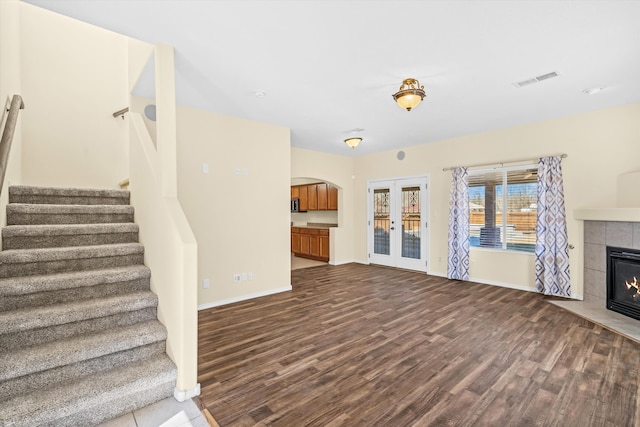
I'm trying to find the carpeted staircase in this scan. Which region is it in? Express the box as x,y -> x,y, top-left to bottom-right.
0,185 -> 176,426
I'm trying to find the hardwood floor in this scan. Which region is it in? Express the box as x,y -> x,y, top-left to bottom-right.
198,263 -> 640,426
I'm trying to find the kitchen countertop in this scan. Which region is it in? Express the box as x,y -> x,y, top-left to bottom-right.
291,222 -> 337,229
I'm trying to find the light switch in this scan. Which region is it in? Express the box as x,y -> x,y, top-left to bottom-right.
202,163 -> 209,173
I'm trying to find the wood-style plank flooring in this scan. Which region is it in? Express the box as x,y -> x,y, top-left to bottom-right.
198,263 -> 640,426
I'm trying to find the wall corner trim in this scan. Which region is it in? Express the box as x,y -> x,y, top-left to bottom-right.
174,383 -> 201,402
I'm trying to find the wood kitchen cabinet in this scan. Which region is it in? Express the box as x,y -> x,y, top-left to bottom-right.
291,227 -> 301,253
307,184 -> 318,210
291,227 -> 329,261
317,183 -> 328,210
308,230 -> 320,257
299,232 -> 310,256
298,185 -> 308,211
291,183 -> 338,211
319,231 -> 329,259
328,185 -> 338,210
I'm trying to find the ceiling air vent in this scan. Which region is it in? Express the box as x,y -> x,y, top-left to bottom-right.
513,71 -> 559,88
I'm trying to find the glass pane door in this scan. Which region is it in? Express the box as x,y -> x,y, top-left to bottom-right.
374,188 -> 391,256
368,177 -> 429,272
401,186 -> 421,259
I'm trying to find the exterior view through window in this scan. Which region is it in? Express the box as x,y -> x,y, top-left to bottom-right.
468,166 -> 537,253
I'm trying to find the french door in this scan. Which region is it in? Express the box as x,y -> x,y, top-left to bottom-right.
368,176 -> 429,272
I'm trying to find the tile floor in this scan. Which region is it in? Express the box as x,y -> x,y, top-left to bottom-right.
291,253 -> 327,270
550,299 -> 640,343
98,396 -> 209,427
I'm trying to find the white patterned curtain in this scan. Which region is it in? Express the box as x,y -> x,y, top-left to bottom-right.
536,156 -> 571,297
448,167 -> 470,280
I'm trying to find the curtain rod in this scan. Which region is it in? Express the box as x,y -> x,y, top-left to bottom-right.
442,153 -> 568,172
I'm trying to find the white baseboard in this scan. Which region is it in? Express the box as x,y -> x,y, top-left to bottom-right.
467,276 -> 537,293
329,259 -> 364,266
174,383 -> 200,402
429,271 -> 583,299
197,286 -> 292,310
427,271 -> 447,278
429,270 -> 536,293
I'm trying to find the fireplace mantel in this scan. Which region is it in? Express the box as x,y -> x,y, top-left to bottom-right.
575,208 -> 640,222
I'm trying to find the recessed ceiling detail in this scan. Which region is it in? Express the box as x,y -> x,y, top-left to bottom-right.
513,71 -> 560,88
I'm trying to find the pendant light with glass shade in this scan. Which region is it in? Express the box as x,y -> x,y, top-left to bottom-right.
392,78 -> 426,111
344,137 -> 362,149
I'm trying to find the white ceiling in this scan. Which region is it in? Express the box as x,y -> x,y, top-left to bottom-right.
22,0 -> 640,157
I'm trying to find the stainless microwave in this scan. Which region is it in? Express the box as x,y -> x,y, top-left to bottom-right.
291,198 -> 300,212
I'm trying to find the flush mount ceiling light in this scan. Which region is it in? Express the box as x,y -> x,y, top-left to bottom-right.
392,78 -> 426,111
344,137 -> 362,149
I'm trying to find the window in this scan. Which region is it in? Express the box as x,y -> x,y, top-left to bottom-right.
468,165 -> 537,253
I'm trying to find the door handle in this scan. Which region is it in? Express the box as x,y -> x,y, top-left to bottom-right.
390,227 -> 395,230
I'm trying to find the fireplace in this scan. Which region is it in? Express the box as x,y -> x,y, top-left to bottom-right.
607,246 -> 640,321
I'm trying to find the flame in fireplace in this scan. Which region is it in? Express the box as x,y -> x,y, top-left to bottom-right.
625,277 -> 640,298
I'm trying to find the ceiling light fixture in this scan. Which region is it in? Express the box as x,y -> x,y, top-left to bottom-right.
344,137 -> 362,149
392,78 -> 426,111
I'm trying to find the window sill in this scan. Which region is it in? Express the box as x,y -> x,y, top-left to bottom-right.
470,246 -> 535,256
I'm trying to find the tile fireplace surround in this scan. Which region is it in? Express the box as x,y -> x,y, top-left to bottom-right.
551,216 -> 640,343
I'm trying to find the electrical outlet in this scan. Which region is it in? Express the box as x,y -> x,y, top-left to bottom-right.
202,278 -> 210,289
233,274 -> 241,282
241,272 -> 247,281
234,168 -> 241,175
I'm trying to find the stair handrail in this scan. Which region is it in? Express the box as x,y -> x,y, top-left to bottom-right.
0,95 -> 25,195
113,106 -> 129,120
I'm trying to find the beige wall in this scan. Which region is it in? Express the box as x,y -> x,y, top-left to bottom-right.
0,0 -> 23,227
353,103 -> 640,297
20,3 -> 129,189
291,147 -> 356,264
176,106 -> 291,308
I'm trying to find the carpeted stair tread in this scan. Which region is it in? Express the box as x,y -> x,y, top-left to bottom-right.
0,290 -> 157,336
2,223 -> 139,249
3,223 -> 139,237
9,185 -> 130,206
7,203 -> 134,226
0,342 -> 166,402
0,353 -> 176,426
0,320 -> 167,382
0,242 -> 143,264
0,265 -> 150,297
